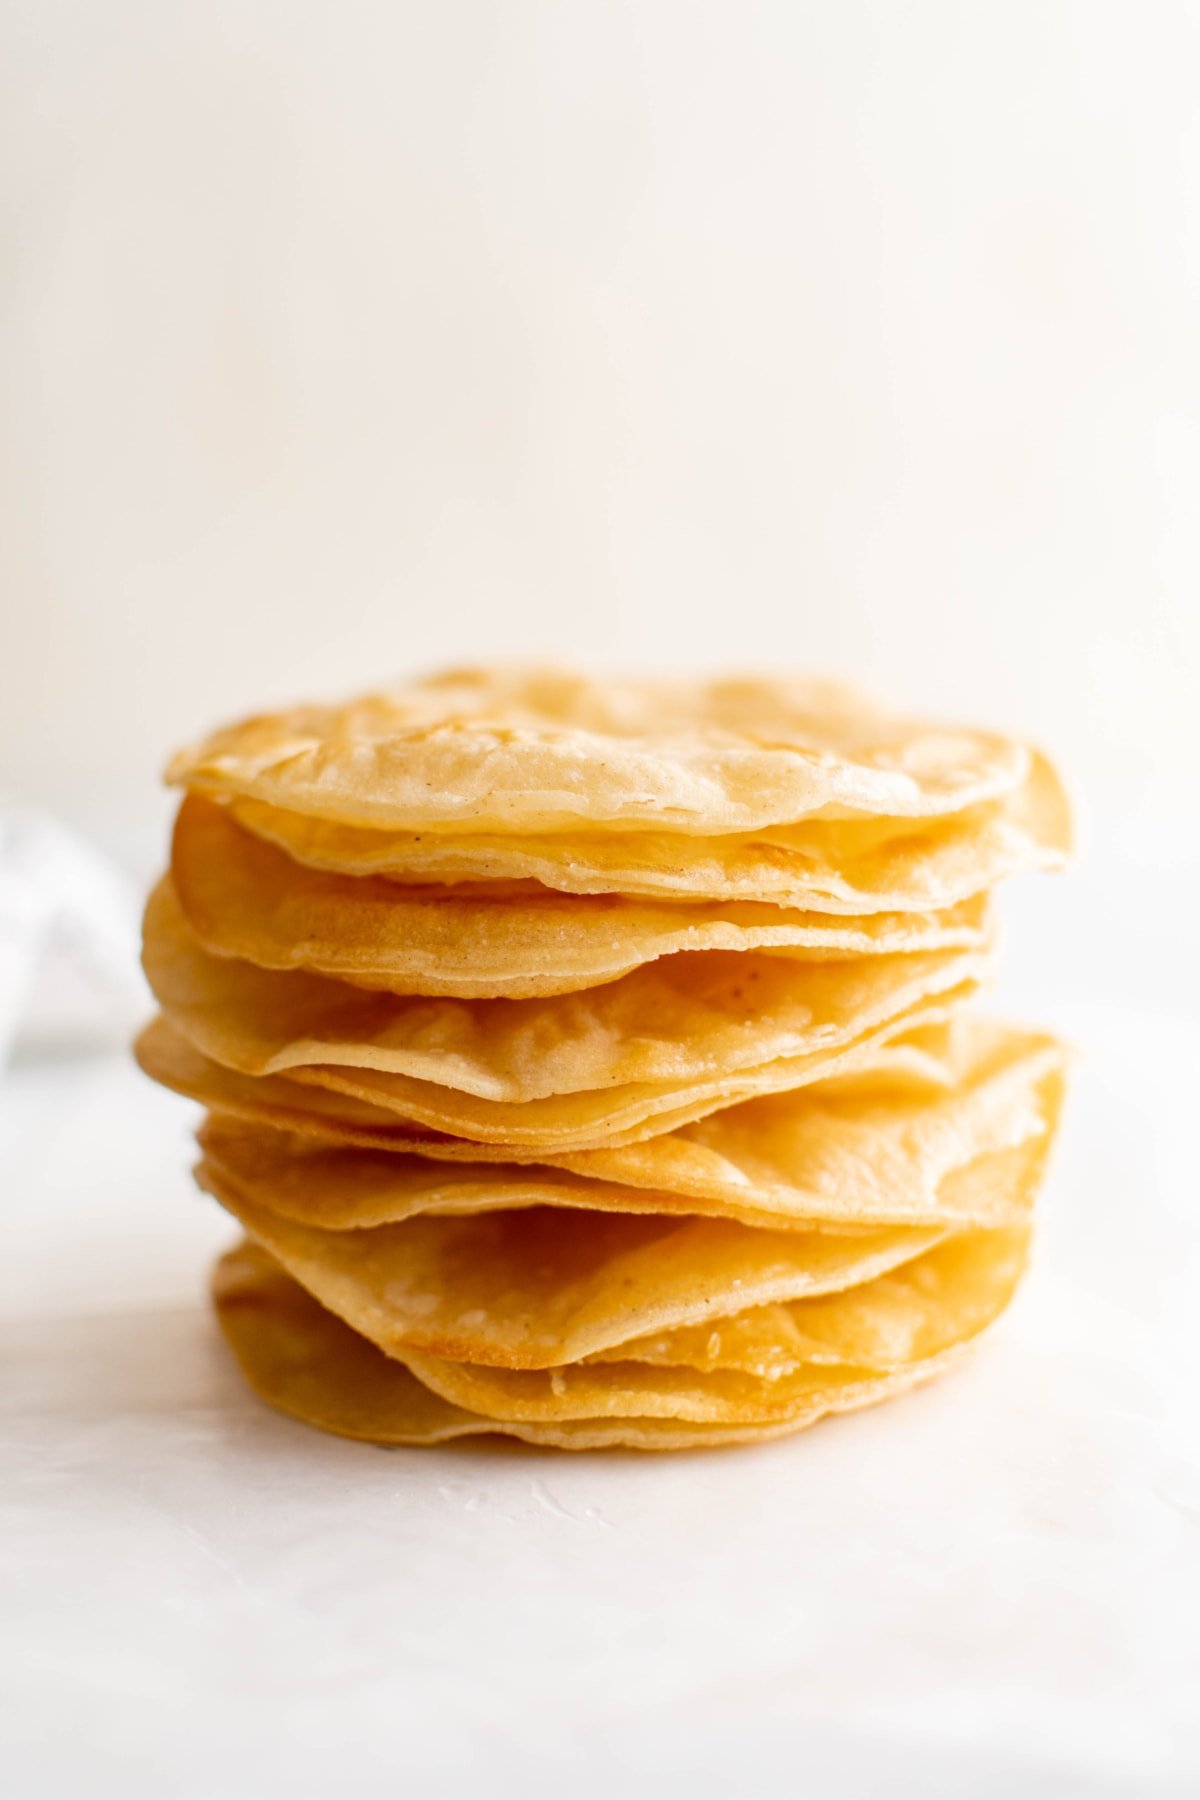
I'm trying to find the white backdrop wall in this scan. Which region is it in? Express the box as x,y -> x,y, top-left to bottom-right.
2,0 -> 1198,1001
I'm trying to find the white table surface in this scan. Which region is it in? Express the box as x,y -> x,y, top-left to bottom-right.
3,997 -> 1199,1799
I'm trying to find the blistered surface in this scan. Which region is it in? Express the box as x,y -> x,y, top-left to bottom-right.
166,666 -> 1033,834
141,880 -> 989,1147
172,794 -> 994,997
192,1022 -> 1063,1232
225,753 -> 1069,911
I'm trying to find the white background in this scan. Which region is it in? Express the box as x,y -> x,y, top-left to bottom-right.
2,4 -> 1198,1796
3,3 -> 1199,883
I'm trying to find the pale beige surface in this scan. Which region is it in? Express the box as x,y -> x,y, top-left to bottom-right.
195,1020 -> 1064,1231
204,1169 -> 942,1368
173,793 -> 993,997
594,1227 -> 1031,1377
166,667 -> 1031,834
142,874 -> 987,1095
143,665 -> 1063,1450
136,1014 -> 966,1160
140,666 -> 1064,1460
226,749 -> 1069,911
398,1228 -> 1028,1423
212,1240 -> 964,1449
199,1096 -> 1055,1370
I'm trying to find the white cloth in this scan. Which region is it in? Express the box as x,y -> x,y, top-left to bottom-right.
0,801 -> 145,1068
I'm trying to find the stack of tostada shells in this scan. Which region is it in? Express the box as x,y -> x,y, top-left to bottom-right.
137,668 -> 1072,1450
